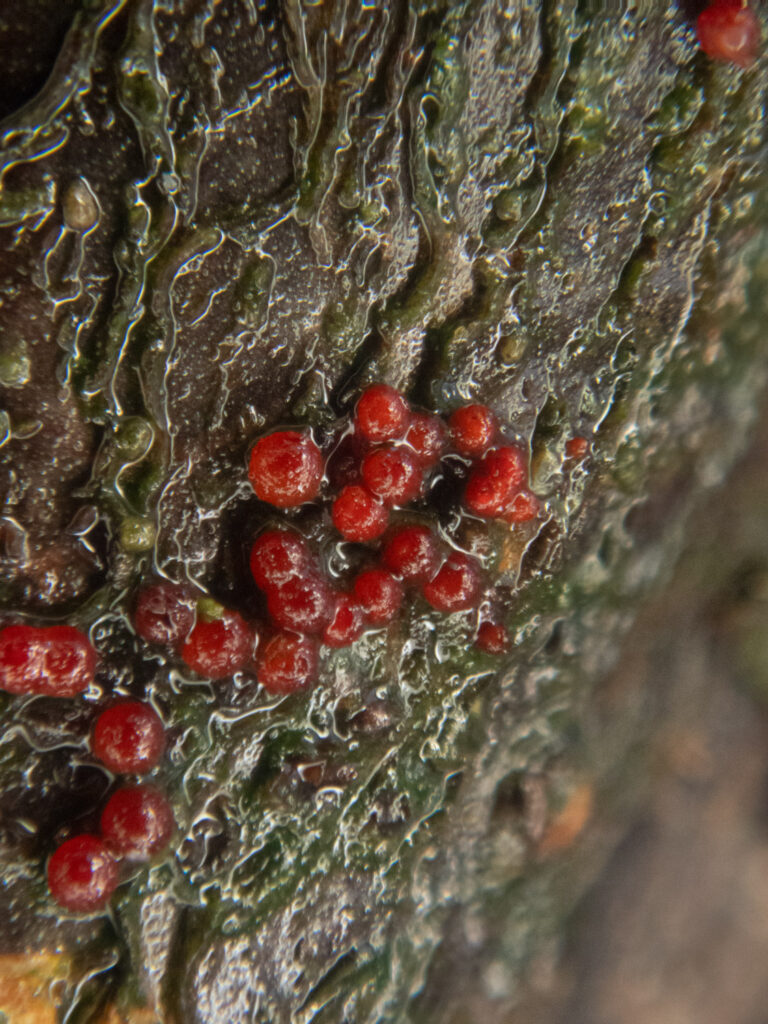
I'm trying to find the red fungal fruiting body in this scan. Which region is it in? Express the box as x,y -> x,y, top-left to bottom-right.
448,404 -> 498,456
100,785 -> 174,859
355,384 -> 410,443
464,445 -> 527,518
92,701 -> 165,775
502,489 -> 540,524
181,610 -> 252,679
258,632 -> 318,694
565,436 -> 590,460
423,552 -> 481,613
406,412 -> 448,467
476,621 -> 510,655
267,574 -> 335,635
0,624 -> 96,697
697,0 -> 760,68
47,835 -> 119,913
352,569 -> 403,625
381,524 -> 440,583
248,430 -> 324,508
133,582 -> 196,649
332,484 -> 389,541
250,529 -> 310,590
361,445 -> 422,507
323,594 -> 365,647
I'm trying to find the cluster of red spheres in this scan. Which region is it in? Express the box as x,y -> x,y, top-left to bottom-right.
696,0 -> 760,68
0,385 -> 594,913
128,385 -> 550,698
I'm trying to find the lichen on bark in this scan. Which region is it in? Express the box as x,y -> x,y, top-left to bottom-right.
1,1 -> 767,1022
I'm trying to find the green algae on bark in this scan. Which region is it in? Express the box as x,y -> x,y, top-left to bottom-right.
1,1 -> 768,1022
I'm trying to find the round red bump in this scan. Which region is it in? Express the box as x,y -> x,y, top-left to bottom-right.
464,445 -> 528,518
697,0 -> 760,68
448,404 -> 498,456
332,485 -> 389,542
476,621 -> 510,655
100,784 -> 175,859
501,490 -> 540,524
250,530 -> 311,590
181,610 -> 253,679
361,445 -> 422,507
381,524 -> 440,584
0,624 -> 96,697
248,430 -> 324,508
133,582 -> 196,649
565,436 -> 590,460
352,569 -> 403,625
47,835 -> 118,913
406,412 -> 448,468
423,552 -> 481,613
355,384 -> 410,443
322,594 -> 365,648
257,632 -> 318,694
267,574 -> 335,635
91,700 -> 165,775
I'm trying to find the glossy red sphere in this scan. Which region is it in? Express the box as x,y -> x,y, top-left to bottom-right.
92,700 -> 166,775
352,569 -> 403,625
464,445 -> 527,518
181,610 -> 253,679
448,404 -> 498,456
332,485 -> 389,542
248,430 -> 324,508
476,621 -> 510,655
100,784 -> 174,859
565,436 -> 590,460
406,412 -> 448,468
0,624 -> 96,697
381,524 -> 440,583
47,835 -> 118,913
355,384 -> 410,443
249,529 -> 310,590
501,489 -> 540,524
423,552 -> 481,613
133,582 -> 196,649
266,574 -> 335,635
697,0 -> 760,68
257,632 -> 319,694
322,594 -> 365,647
361,445 -> 422,507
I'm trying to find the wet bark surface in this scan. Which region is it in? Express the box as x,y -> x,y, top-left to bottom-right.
1,1 -> 767,1021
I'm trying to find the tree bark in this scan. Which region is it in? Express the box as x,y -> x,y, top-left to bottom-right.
0,1 -> 767,1021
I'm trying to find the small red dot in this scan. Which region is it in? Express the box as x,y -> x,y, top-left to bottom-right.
406,412 -> 448,467
47,835 -> 118,913
352,569 -> 403,625
100,784 -> 175,859
381,524 -> 440,583
257,632 -> 318,694
248,430 -> 324,508
332,485 -> 389,541
355,384 -> 410,443
322,594 -> 365,648
423,552 -> 481,613
181,610 -> 253,679
267,573 -> 335,635
361,445 -> 422,507
565,436 -> 590,460
464,445 -> 528,518
0,624 -> 96,697
91,701 -> 165,775
501,489 -> 540,524
133,582 -> 196,649
448,404 -> 498,456
476,621 -> 510,655
697,0 -> 760,68
249,530 -> 310,590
